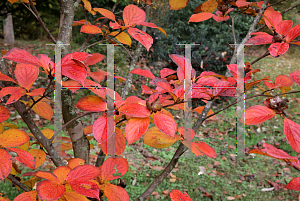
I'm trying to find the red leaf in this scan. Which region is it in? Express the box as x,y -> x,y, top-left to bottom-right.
130,68 -> 155,79
0,105 -> 10,123
0,149 -> 12,180
62,80 -> 81,93
36,180 -> 65,201
241,105 -> 276,125
277,20 -> 293,36
100,128 -> 126,156
93,8 -> 116,21
141,85 -> 153,94
2,48 -> 41,67
212,15 -> 229,22
264,10 -> 282,30
7,148 -> 35,170
268,42 -> 289,57
0,73 -> 16,83
246,34 -> 273,45
119,103 -> 150,118
286,24 -> 300,43
85,53 -> 105,66
189,12 -> 214,22
0,87 -> 26,105
160,68 -> 176,78
14,191 -> 37,201
80,25 -> 102,34
275,75 -> 294,87
88,70 -> 106,83
38,54 -> 54,74
123,4 -> 146,27
174,85 -> 184,99
66,164 -> 101,182
286,177 -> 300,191
15,63 -> 39,90
69,179 -> 100,200
128,28 -> 153,51
290,70 -> 300,86
93,116 -> 115,144
153,113 -> 177,137
189,141 -> 217,158
76,95 -> 107,112
103,183 -> 130,201
170,189 -> 192,201
169,0 -> 189,10
100,157 -> 128,182
284,118 -> 300,153
125,118 -> 149,144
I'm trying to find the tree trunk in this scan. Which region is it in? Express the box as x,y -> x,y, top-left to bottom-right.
58,0 -> 90,163
3,12 -> 15,45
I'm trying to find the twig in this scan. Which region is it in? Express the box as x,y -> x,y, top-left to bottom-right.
28,0 -> 56,43
267,0 -> 287,8
50,111 -> 96,142
250,50 -> 270,65
7,174 -> 30,192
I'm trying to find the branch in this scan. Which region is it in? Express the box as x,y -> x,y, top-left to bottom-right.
250,50 -> 270,65
7,174 -> 30,192
28,0 -> 56,43
135,99 -> 216,200
267,0 -> 288,8
228,0 -> 269,67
50,111 -> 96,142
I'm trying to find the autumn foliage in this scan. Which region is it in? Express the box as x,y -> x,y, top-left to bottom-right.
0,0 -> 300,200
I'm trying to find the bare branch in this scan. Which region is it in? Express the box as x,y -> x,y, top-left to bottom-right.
7,174 -> 30,192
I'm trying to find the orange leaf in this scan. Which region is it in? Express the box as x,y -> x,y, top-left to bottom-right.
14,190 -> 37,201
0,149 -> 12,180
169,0 -> 189,10
103,183 -> 130,201
27,88 -> 45,97
193,106 -> 216,120
84,125 -> 93,135
63,191 -> 90,201
93,8 -> 116,21
0,129 -> 29,147
32,101 -> 53,121
188,141 -> 217,158
0,105 -> 10,123
125,118 -> 149,144
80,25 -> 102,34
76,95 -> 107,112
189,12 -> 214,23
99,157 -> 128,182
170,189 -> 192,201
153,113 -> 177,137
0,73 -> 16,83
196,0 -> 218,13
284,118 -> 300,153
15,63 -> 39,91
67,158 -> 85,169
100,128 -> 126,156
241,105 -> 276,125
73,19 -> 91,26
275,74 -> 294,87
143,126 -> 181,148
28,149 -> 46,169
53,166 -> 71,184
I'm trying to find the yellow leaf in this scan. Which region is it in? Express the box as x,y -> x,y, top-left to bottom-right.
0,123 -> 4,134
2,122 -> 18,129
109,31 -> 132,47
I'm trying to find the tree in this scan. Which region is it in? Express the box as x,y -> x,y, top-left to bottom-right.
0,0 -> 300,200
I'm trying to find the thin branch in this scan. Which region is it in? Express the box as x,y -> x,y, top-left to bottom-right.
28,0 -> 56,43
250,50 -> 270,65
7,174 -> 30,192
95,150 -> 106,167
50,111 -> 96,142
267,0 -> 288,8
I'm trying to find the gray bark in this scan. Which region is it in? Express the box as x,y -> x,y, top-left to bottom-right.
3,12 -> 15,45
